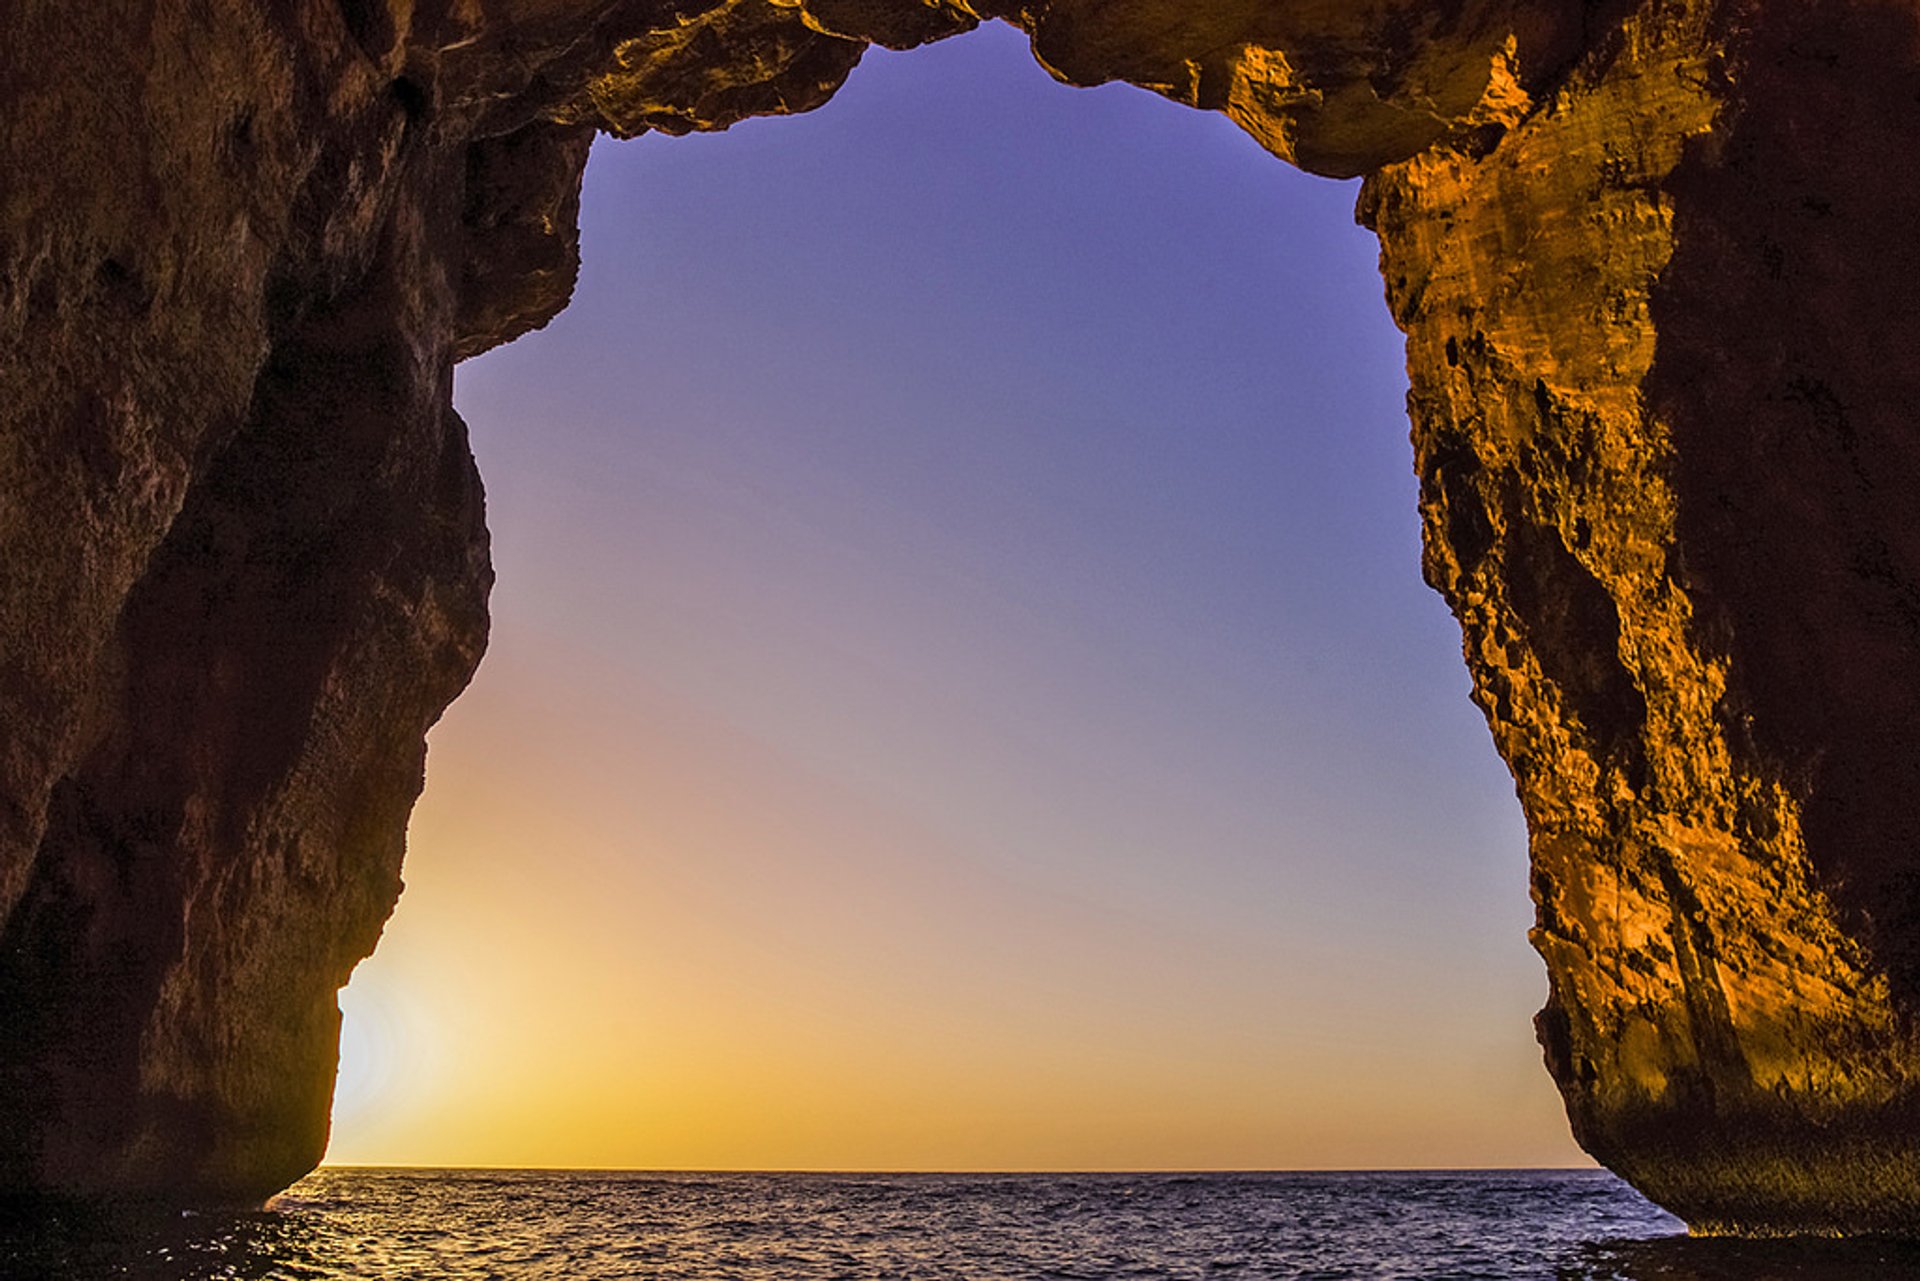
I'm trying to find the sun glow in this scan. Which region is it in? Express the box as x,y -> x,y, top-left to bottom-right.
334,966 -> 446,1143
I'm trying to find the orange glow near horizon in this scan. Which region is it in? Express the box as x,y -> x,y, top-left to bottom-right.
324,643 -> 1579,1172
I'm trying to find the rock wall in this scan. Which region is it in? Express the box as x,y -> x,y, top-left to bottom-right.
1366,0 -> 1920,1233
1,0 -> 1916,1232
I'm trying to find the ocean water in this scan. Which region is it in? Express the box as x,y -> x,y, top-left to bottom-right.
8,1168 -> 1920,1280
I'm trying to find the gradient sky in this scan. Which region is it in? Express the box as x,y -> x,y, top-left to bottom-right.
327,21 -> 1587,1171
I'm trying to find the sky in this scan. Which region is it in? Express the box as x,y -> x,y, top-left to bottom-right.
326,21 -> 1586,1171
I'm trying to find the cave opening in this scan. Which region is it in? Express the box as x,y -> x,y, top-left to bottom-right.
328,21 -> 1575,1173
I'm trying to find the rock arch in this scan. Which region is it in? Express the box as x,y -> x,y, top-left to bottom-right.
2,0 -> 1918,1234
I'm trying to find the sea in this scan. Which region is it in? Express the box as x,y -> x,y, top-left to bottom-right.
7,1168 -> 1920,1280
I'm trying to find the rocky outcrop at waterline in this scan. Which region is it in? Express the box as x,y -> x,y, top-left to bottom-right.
1,0 -> 1915,1233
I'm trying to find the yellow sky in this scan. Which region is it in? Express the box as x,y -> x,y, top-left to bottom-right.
326,640 -> 1579,1171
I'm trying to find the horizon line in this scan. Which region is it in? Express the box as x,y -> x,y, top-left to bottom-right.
313,1162 -> 1601,1176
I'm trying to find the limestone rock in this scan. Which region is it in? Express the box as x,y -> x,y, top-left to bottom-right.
3,0 -> 1919,1234
1363,0 -> 1920,1234
0,0 -> 491,1202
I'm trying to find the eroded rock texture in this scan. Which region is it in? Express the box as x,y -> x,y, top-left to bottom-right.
1365,0 -> 1920,1234
1,0 -> 1916,1232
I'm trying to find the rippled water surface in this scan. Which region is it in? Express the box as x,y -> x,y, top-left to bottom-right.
9,1168 -> 1920,1280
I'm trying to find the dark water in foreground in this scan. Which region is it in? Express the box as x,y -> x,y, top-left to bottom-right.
7,1168 -> 1920,1280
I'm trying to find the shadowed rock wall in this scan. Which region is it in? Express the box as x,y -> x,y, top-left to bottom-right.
1,0 -> 1916,1232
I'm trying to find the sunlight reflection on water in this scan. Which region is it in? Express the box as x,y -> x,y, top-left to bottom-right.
0,1169 -> 1627,1279
5,1168 -> 1917,1280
